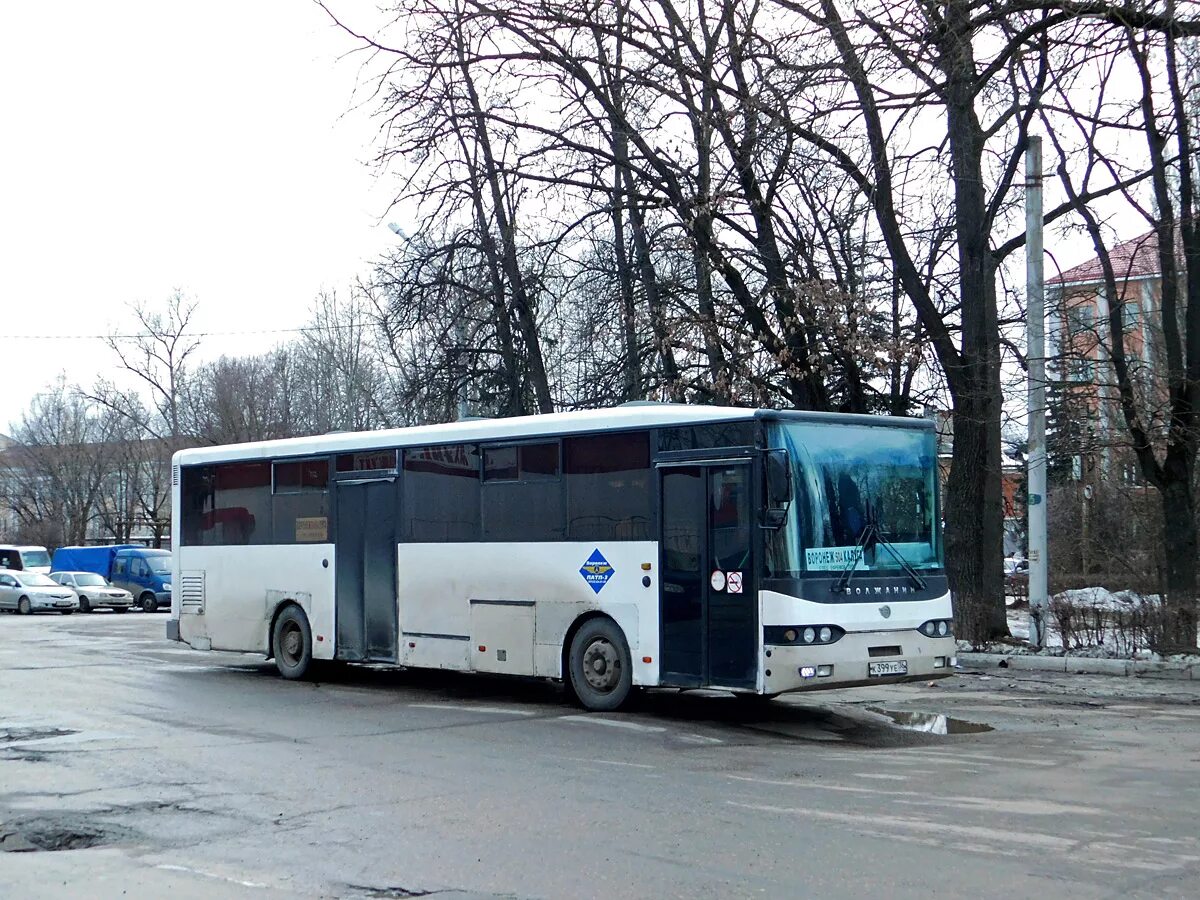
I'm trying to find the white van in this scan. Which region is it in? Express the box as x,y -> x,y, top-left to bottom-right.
0,545 -> 52,574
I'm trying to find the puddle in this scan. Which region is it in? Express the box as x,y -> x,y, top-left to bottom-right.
868,708 -> 993,735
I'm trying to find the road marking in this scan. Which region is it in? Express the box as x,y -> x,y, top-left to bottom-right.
555,755 -> 655,769
677,733 -> 723,745
727,801 -> 1076,850
727,775 -> 1101,815
853,773 -> 908,781
557,715 -> 666,733
156,864 -> 267,888
409,703 -> 536,716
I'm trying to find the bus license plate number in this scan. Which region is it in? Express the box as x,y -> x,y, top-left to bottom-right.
868,660 -> 907,677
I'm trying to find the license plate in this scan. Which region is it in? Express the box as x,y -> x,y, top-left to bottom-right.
869,660 -> 908,677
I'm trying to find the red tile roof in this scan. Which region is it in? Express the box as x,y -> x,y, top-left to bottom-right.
1048,229 -> 1160,285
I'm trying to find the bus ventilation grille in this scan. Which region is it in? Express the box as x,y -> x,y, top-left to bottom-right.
180,572 -> 205,614
172,465 -> 180,486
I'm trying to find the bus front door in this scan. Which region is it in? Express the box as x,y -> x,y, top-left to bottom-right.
659,462 -> 756,689
335,479 -> 398,662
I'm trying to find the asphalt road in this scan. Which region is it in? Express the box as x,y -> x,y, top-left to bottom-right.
2,613 -> 1199,899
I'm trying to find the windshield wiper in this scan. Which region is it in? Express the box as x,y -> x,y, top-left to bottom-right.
833,508 -> 927,593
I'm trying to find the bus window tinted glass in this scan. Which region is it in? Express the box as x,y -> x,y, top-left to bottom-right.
520,443 -> 559,480
183,462 -> 272,545
273,459 -> 330,543
275,459 -> 329,493
565,432 -> 651,540
483,446 -> 518,482
658,422 -> 756,452
404,445 -> 481,542
482,481 -> 564,541
336,450 -> 397,474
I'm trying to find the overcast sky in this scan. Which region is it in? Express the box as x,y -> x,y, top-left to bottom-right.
0,1 -> 398,431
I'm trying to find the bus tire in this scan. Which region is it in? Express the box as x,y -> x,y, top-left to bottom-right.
140,593 -> 156,613
272,604 -> 313,680
568,617 -> 633,712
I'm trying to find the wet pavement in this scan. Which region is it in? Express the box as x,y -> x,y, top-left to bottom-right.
1,612 -> 1199,898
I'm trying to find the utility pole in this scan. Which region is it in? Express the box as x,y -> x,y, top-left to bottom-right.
1026,136 -> 1050,647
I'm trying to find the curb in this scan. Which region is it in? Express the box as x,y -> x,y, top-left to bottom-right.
958,652 -> 1198,680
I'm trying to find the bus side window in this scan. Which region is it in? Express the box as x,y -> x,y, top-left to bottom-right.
564,432 -> 651,542
113,558 -> 127,578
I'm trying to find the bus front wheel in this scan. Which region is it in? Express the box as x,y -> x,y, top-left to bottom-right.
568,617 -> 633,712
272,605 -> 313,680
140,593 -> 157,613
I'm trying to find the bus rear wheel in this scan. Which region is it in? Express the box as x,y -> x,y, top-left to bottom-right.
272,605 -> 313,680
568,617 -> 633,712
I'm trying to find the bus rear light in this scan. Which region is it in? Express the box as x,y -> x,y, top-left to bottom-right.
316,635 -> 324,642
799,666 -> 817,678
817,665 -> 833,677
642,656 -> 653,664
478,645 -> 486,652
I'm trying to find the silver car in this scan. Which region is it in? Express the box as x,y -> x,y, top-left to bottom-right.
50,571 -> 134,613
0,571 -> 80,615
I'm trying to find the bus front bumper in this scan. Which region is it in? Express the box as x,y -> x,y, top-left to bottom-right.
762,631 -> 957,695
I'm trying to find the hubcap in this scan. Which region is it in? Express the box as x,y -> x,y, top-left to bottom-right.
581,638 -> 620,693
281,625 -> 302,664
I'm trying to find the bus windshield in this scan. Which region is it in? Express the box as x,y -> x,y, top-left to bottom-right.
766,420 -> 941,576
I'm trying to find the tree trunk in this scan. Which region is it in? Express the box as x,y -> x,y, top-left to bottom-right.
1159,475 -> 1199,651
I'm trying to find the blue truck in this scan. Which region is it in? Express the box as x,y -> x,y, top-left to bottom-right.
50,545 -> 172,613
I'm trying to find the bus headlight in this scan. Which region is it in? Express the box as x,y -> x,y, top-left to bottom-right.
764,625 -> 845,646
919,619 -> 954,638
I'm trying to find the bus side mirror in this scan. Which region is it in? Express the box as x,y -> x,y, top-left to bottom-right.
764,449 -> 792,529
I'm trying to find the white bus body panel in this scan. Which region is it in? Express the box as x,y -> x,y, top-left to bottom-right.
397,542 -> 659,686
760,589 -> 955,694
175,545 -> 336,661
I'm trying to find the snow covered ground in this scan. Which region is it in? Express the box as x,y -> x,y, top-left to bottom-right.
961,587 -> 1200,664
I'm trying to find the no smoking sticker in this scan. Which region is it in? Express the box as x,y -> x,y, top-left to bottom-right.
727,571 -> 743,594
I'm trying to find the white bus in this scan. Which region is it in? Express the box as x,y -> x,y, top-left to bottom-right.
167,404 -> 955,710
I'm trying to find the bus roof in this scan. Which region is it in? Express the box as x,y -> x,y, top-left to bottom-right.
174,403 -> 931,466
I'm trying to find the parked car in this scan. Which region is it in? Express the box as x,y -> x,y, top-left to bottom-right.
50,545 -> 171,613
1004,556 -> 1029,602
0,544 -> 52,574
49,571 -> 133,613
0,570 -> 79,614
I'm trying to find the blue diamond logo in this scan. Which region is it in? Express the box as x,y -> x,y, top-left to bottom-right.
579,549 -> 614,594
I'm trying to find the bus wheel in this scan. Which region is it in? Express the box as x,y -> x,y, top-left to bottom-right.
272,605 -> 313,680
140,593 -> 156,613
568,617 -> 633,712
